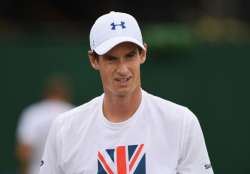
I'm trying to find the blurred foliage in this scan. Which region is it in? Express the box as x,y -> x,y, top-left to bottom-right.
143,17 -> 250,53
144,24 -> 195,50
194,16 -> 250,43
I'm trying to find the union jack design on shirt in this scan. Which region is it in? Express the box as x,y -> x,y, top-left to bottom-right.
97,144 -> 146,174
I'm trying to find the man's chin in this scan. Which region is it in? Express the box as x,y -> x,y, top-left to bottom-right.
114,86 -> 140,98
115,89 -> 130,97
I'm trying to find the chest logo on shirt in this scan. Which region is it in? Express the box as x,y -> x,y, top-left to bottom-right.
97,144 -> 146,174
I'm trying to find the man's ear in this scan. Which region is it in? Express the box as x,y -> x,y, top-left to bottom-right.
140,43 -> 147,64
88,50 -> 99,70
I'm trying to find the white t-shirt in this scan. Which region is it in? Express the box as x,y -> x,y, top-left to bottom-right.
16,99 -> 73,174
39,90 -> 214,174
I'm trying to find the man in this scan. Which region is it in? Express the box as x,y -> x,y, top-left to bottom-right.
39,11 -> 214,174
16,75 -> 74,174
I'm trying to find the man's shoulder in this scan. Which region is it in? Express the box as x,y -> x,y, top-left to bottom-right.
21,101 -> 44,115
53,95 -> 103,129
143,90 -> 196,122
143,90 -> 187,111
18,101 -> 49,124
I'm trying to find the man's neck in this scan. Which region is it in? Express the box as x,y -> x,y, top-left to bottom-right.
103,88 -> 142,123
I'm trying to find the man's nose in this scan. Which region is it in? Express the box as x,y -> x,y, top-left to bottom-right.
116,61 -> 129,75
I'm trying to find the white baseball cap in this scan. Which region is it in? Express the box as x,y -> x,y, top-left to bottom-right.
89,11 -> 145,55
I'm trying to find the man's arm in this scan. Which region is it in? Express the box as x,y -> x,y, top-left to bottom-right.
16,144 -> 32,174
16,109 -> 35,174
177,109 -> 214,174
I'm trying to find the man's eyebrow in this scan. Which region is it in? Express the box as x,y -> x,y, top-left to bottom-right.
103,54 -> 118,59
125,49 -> 137,56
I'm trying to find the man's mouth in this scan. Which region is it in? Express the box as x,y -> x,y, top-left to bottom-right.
115,77 -> 131,84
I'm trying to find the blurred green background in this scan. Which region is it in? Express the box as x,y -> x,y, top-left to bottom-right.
1,0 -> 250,172
1,25 -> 250,173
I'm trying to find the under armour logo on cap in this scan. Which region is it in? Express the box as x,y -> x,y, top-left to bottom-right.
111,21 -> 126,30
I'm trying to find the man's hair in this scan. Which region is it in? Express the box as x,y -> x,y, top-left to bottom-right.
43,74 -> 72,101
91,45 -> 143,59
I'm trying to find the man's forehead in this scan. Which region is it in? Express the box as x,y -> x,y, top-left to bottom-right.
105,42 -> 138,55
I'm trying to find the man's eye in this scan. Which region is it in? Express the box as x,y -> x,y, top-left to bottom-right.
107,57 -> 117,61
105,56 -> 117,61
126,53 -> 136,59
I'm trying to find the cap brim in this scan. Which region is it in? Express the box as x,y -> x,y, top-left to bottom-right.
94,36 -> 145,55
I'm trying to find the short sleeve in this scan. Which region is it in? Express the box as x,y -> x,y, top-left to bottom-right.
39,118 -> 64,174
16,109 -> 37,145
177,109 -> 214,174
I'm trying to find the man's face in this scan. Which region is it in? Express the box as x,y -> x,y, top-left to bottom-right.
90,42 -> 146,97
